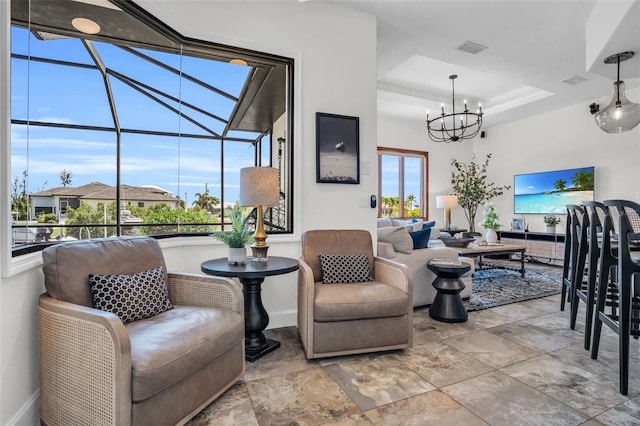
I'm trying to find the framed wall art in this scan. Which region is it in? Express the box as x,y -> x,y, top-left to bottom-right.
316,112 -> 360,184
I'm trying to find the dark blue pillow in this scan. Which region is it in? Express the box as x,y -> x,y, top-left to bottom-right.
409,228 -> 431,249
422,220 -> 436,230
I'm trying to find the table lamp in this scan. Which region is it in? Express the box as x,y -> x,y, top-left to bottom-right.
240,167 -> 280,262
436,195 -> 458,230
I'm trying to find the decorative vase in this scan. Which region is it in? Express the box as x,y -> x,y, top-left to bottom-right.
228,247 -> 247,265
485,229 -> 498,244
546,226 -> 556,234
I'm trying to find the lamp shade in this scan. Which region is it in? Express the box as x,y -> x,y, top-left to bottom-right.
594,81 -> 640,134
239,167 -> 280,207
436,195 -> 459,209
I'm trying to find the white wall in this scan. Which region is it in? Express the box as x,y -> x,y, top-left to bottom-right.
474,86 -> 640,233
0,1 -> 378,424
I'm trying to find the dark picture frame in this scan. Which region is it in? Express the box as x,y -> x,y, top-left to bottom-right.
316,112 -> 360,184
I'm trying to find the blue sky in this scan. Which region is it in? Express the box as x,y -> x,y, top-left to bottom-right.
380,154 -> 422,208
11,25 -> 266,207
514,166 -> 594,195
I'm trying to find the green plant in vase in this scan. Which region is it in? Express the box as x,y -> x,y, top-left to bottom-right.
479,202 -> 502,244
450,154 -> 511,233
543,215 -> 561,233
212,202 -> 254,264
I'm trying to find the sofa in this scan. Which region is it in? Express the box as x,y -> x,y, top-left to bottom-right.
376,218 -> 474,307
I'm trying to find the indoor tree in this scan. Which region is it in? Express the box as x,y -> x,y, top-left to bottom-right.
450,154 -> 511,233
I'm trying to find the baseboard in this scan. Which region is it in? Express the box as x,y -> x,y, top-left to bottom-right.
266,309 -> 297,330
7,389 -> 39,426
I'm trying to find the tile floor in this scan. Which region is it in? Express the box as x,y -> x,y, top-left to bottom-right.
188,269 -> 640,425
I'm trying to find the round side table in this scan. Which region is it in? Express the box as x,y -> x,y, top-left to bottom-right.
427,262 -> 471,323
201,256 -> 299,361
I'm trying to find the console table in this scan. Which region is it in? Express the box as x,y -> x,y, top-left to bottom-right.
499,231 -> 565,262
201,257 -> 299,362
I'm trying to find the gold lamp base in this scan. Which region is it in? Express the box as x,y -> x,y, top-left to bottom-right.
250,245 -> 269,262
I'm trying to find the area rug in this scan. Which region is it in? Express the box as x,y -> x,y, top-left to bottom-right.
464,268 -> 563,312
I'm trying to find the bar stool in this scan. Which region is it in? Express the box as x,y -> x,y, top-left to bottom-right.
569,206 -> 590,334
561,206 -> 572,311
591,199 -> 640,395
577,201 -> 606,350
562,205 -> 586,312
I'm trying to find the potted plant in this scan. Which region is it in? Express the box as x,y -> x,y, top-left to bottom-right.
543,215 -> 561,234
450,154 -> 511,233
479,202 -> 502,244
212,202 -> 254,264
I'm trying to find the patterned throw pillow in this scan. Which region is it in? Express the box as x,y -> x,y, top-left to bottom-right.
89,266 -> 173,324
318,253 -> 374,284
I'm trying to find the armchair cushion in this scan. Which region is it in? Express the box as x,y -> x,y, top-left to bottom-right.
126,305 -> 244,402
318,253 -> 373,284
314,281 -> 410,322
89,266 -> 173,324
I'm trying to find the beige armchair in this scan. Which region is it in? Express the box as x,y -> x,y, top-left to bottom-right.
39,237 -> 245,426
298,229 -> 413,359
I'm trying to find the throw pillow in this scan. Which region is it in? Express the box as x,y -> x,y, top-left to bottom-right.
422,220 -> 436,229
410,219 -> 424,232
377,218 -> 393,228
429,227 -> 441,240
409,228 -> 431,249
318,253 -> 374,284
390,218 -> 412,228
89,266 -> 173,324
377,226 -> 413,253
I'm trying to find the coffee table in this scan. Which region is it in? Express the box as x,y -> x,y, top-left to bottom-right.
456,243 -> 526,277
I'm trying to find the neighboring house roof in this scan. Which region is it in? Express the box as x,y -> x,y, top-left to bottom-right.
31,183 -> 178,203
32,182 -> 111,197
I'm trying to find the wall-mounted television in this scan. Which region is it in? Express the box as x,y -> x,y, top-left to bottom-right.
514,166 -> 594,214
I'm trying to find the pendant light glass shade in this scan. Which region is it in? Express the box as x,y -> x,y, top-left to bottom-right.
594,81 -> 640,133
591,51 -> 640,134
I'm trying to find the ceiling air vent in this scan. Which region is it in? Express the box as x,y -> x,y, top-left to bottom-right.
456,41 -> 488,55
562,75 -> 588,85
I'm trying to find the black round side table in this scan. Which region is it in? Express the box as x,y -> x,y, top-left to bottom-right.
427,262 -> 471,323
201,256 -> 299,362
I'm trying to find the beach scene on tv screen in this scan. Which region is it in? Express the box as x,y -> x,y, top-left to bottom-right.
514,167 -> 594,214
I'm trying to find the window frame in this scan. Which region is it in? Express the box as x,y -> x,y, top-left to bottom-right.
377,147 -> 429,219
6,0 -> 295,259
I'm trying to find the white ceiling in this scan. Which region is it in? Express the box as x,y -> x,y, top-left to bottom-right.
330,0 -> 640,129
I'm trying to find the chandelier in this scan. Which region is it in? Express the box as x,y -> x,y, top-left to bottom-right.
426,75 -> 483,143
589,51 -> 640,134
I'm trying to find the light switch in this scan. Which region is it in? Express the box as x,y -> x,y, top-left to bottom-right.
362,160 -> 371,175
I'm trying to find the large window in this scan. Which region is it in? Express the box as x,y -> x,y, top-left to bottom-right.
377,147 -> 428,218
9,0 -> 294,254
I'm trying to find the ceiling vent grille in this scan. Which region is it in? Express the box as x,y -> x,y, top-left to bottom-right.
456,41 -> 488,55
562,75 -> 588,85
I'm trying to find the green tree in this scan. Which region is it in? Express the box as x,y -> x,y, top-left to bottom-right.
11,170 -> 29,220
65,201 -> 118,239
141,204 -> 215,235
59,169 -> 73,187
450,154 -> 511,233
571,170 -> 594,191
192,186 -> 220,212
554,179 -> 567,191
